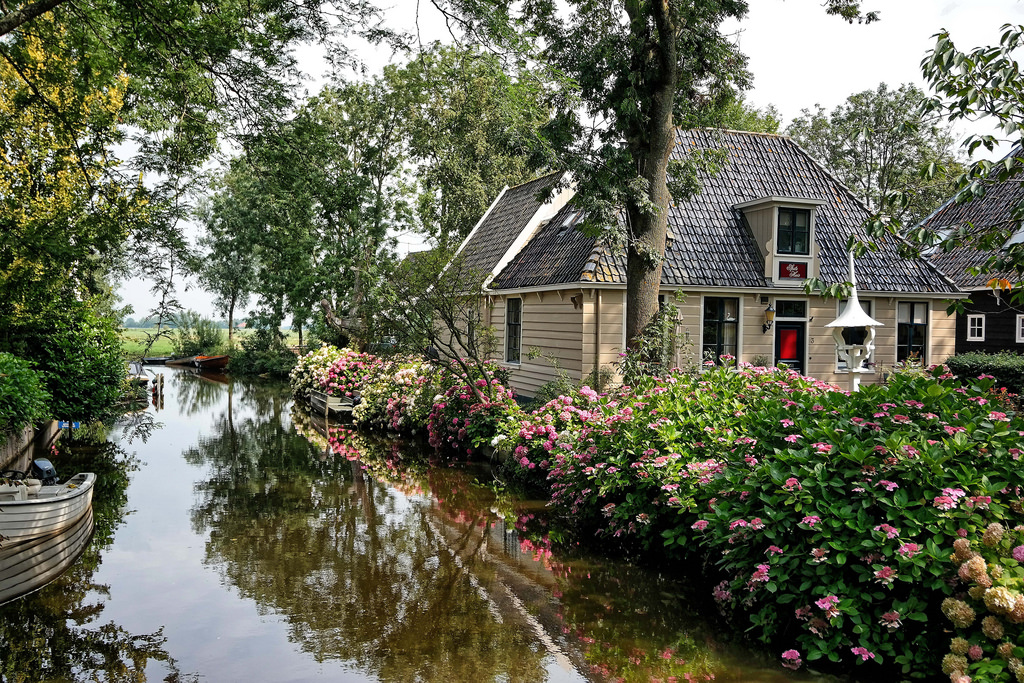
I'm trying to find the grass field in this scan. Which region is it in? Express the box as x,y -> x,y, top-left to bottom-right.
120,328 -> 302,357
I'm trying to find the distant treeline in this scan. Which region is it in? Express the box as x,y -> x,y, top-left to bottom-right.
123,317 -> 234,329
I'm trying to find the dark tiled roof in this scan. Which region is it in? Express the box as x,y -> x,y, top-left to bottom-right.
455,172 -> 564,281
922,147 -> 1024,289
492,129 -> 957,293
490,202 -> 596,289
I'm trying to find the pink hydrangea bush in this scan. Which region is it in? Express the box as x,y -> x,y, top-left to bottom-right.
426,361 -> 518,455
501,362 -> 1024,678
289,345 -> 345,399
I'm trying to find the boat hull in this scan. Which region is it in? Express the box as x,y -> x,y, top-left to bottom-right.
309,389 -> 355,417
194,355 -> 230,371
0,508 -> 94,606
0,473 -> 96,542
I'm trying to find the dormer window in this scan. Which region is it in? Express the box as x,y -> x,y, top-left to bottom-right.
777,208 -> 811,255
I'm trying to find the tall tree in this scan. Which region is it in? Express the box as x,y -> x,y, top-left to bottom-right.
194,173 -> 259,344
911,23 -> 1024,279
430,0 -> 876,346
785,83 -> 962,226
386,44 -> 551,250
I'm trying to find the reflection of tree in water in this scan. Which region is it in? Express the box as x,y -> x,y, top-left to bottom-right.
0,442 -> 192,682
169,370 -> 228,417
185,394 -> 551,683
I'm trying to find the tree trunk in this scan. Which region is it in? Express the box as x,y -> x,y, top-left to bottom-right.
624,0 -> 677,348
227,293 -> 235,345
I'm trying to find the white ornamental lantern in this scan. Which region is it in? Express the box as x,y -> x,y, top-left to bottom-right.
824,252 -> 883,392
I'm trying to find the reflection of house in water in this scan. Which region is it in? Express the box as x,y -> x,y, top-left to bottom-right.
424,511 -> 586,678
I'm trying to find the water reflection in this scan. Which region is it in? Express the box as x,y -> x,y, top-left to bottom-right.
0,369 -> 821,683
186,395 -> 560,682
0,442 -> 189,681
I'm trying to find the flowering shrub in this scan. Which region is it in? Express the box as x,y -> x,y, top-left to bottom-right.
501,362 -> 1024,679
289,345 -> 345,399
426,362 -> 517,455
353,358 -> 432,433
319,349 -> 374,397
939,523 -> 1024,682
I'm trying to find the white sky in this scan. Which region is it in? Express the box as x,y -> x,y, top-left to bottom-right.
116,0 -> 1024,322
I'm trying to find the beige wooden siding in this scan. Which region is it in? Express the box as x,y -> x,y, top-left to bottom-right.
929,301 -> 957,364
581,289 -> 626,386
495,292 -> 583,397
745,206 -> 773,258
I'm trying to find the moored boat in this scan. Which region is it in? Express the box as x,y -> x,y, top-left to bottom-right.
309,389 -> 357,418
142,356 -> 172,365
165,356 -> 197,367
0,473 -> 96,543
0,507 -> 94,606
193,355 -> 230,371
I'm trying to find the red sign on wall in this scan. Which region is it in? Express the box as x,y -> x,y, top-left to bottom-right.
779,261 -> 808,280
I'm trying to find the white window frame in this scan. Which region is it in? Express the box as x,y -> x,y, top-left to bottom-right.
1017,315 -> 1024,343
836,298 -> 876,373
966,314 -> 986,342
505,297 -> 522,365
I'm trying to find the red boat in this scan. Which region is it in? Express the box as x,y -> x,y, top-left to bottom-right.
192,355 -> 230,371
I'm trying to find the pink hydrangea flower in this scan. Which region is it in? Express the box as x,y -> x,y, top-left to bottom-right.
850,646 -> 875,661
781,649 -> 802,670
801,515 -> 822,528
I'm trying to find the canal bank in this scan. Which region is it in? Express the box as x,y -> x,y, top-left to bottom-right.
0,367 -> 824,682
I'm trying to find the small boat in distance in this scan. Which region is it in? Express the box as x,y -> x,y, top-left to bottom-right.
193,355 -> 230,371
142,356 -> 172,365
165,356 -> 197,367
0,473 -> 96,543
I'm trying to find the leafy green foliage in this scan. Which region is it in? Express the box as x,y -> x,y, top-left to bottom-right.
28,301 -> 125,424
496,361 -> 1024,678
0,352 -> 50,434
389,44 -> 552,249
786,83 -> 962,226
945,352 -> 1024,396
170,310 -> 224,358
228,329 -> 298,378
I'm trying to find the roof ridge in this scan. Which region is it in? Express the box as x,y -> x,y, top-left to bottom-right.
689,127 -> 790,140
503,169 -> 564,193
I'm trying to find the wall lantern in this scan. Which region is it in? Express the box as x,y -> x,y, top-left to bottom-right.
762,304 -> 776,334
825,252 -> 883,392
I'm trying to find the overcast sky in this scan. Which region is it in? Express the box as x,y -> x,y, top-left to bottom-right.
117,0 -> 1024,322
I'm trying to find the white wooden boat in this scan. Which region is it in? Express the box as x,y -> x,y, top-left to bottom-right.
0,507 -> 94,606
309,389 -> 356,417
0,473 -> 96,543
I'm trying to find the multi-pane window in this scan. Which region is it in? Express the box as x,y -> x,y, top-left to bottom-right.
1017,315 -> 1024,343
505,298 -> 522,364
777,208 -> 811,255
897,302 -> 928,363
966,314 -> 986,342
837,299 -> 874,370
702,297 -> 739,365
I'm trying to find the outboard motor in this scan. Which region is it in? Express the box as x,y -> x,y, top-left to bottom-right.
30,458 -> 58,485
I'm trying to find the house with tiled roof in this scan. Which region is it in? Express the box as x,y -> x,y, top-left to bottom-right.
922,145 -> 1024,353
453,129 -> 961,397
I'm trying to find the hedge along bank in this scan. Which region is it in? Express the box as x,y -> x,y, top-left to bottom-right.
290,346 -> 1024,681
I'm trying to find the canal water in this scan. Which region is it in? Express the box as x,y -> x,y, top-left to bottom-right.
0,367 -> 823,682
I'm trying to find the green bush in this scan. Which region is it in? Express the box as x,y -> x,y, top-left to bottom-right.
230,328 -> 297,377
170,310 -> 224,357
946,351 -> 1024,397
0,352 -> 50,434
34,302 -> 125,423
499,362 -> 1024,679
